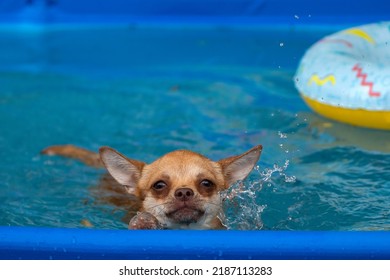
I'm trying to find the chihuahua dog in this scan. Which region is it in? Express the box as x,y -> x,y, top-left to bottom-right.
42,144 -> 262,229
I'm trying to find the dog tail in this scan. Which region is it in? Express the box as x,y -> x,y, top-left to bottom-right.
41,144 -> 103,168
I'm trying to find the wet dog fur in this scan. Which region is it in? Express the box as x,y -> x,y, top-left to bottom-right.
41,144 -> 262,229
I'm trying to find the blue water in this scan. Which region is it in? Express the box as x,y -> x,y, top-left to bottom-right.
0,25 -> 389,230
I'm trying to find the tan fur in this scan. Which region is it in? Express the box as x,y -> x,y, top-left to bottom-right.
135,150 -> 226,229
41,145 -> 103,168
42,144 -> 262,229
100,145 -> 262,229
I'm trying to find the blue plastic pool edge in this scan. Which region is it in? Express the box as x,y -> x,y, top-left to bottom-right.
1,226 -> 389,260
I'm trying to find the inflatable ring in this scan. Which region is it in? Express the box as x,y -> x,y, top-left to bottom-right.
294,22 -> 390,130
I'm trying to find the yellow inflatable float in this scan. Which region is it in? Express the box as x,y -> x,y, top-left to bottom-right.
295,22 -> 390,130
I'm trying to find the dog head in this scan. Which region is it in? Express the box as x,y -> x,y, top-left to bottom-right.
99,145 -> 262,229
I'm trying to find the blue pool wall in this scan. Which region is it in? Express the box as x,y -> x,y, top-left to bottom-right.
2,227 -> 390,260
1,0 -> 390,260
1,0 -> 390,25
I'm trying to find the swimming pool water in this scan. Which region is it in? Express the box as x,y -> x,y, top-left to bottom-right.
0,25 -> 389,230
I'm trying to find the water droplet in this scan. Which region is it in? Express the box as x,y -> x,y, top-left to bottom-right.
285,175 -> 296,183
278,131 -> 287,139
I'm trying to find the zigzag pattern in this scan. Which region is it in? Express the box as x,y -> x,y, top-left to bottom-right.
352,64 -> 381,97
308,74 -> 336,86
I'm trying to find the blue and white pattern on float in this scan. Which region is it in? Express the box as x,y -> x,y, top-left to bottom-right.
295,21 -> 390,111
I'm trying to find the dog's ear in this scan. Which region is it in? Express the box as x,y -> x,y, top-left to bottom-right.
218,145 -> 262,187
99,147 -> 145,194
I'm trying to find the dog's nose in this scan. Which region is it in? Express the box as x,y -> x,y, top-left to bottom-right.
174,188 -> 194,201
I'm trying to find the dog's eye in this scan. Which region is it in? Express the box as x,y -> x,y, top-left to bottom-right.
152,181 -> 167,191
200,179 -> 214,188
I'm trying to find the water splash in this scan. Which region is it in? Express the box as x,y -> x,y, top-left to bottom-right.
278,131 -> 288,139
220,160 -> 296,230
261,160 -> 296,183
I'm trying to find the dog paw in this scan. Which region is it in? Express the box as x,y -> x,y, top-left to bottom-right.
128,212 -> 163,230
